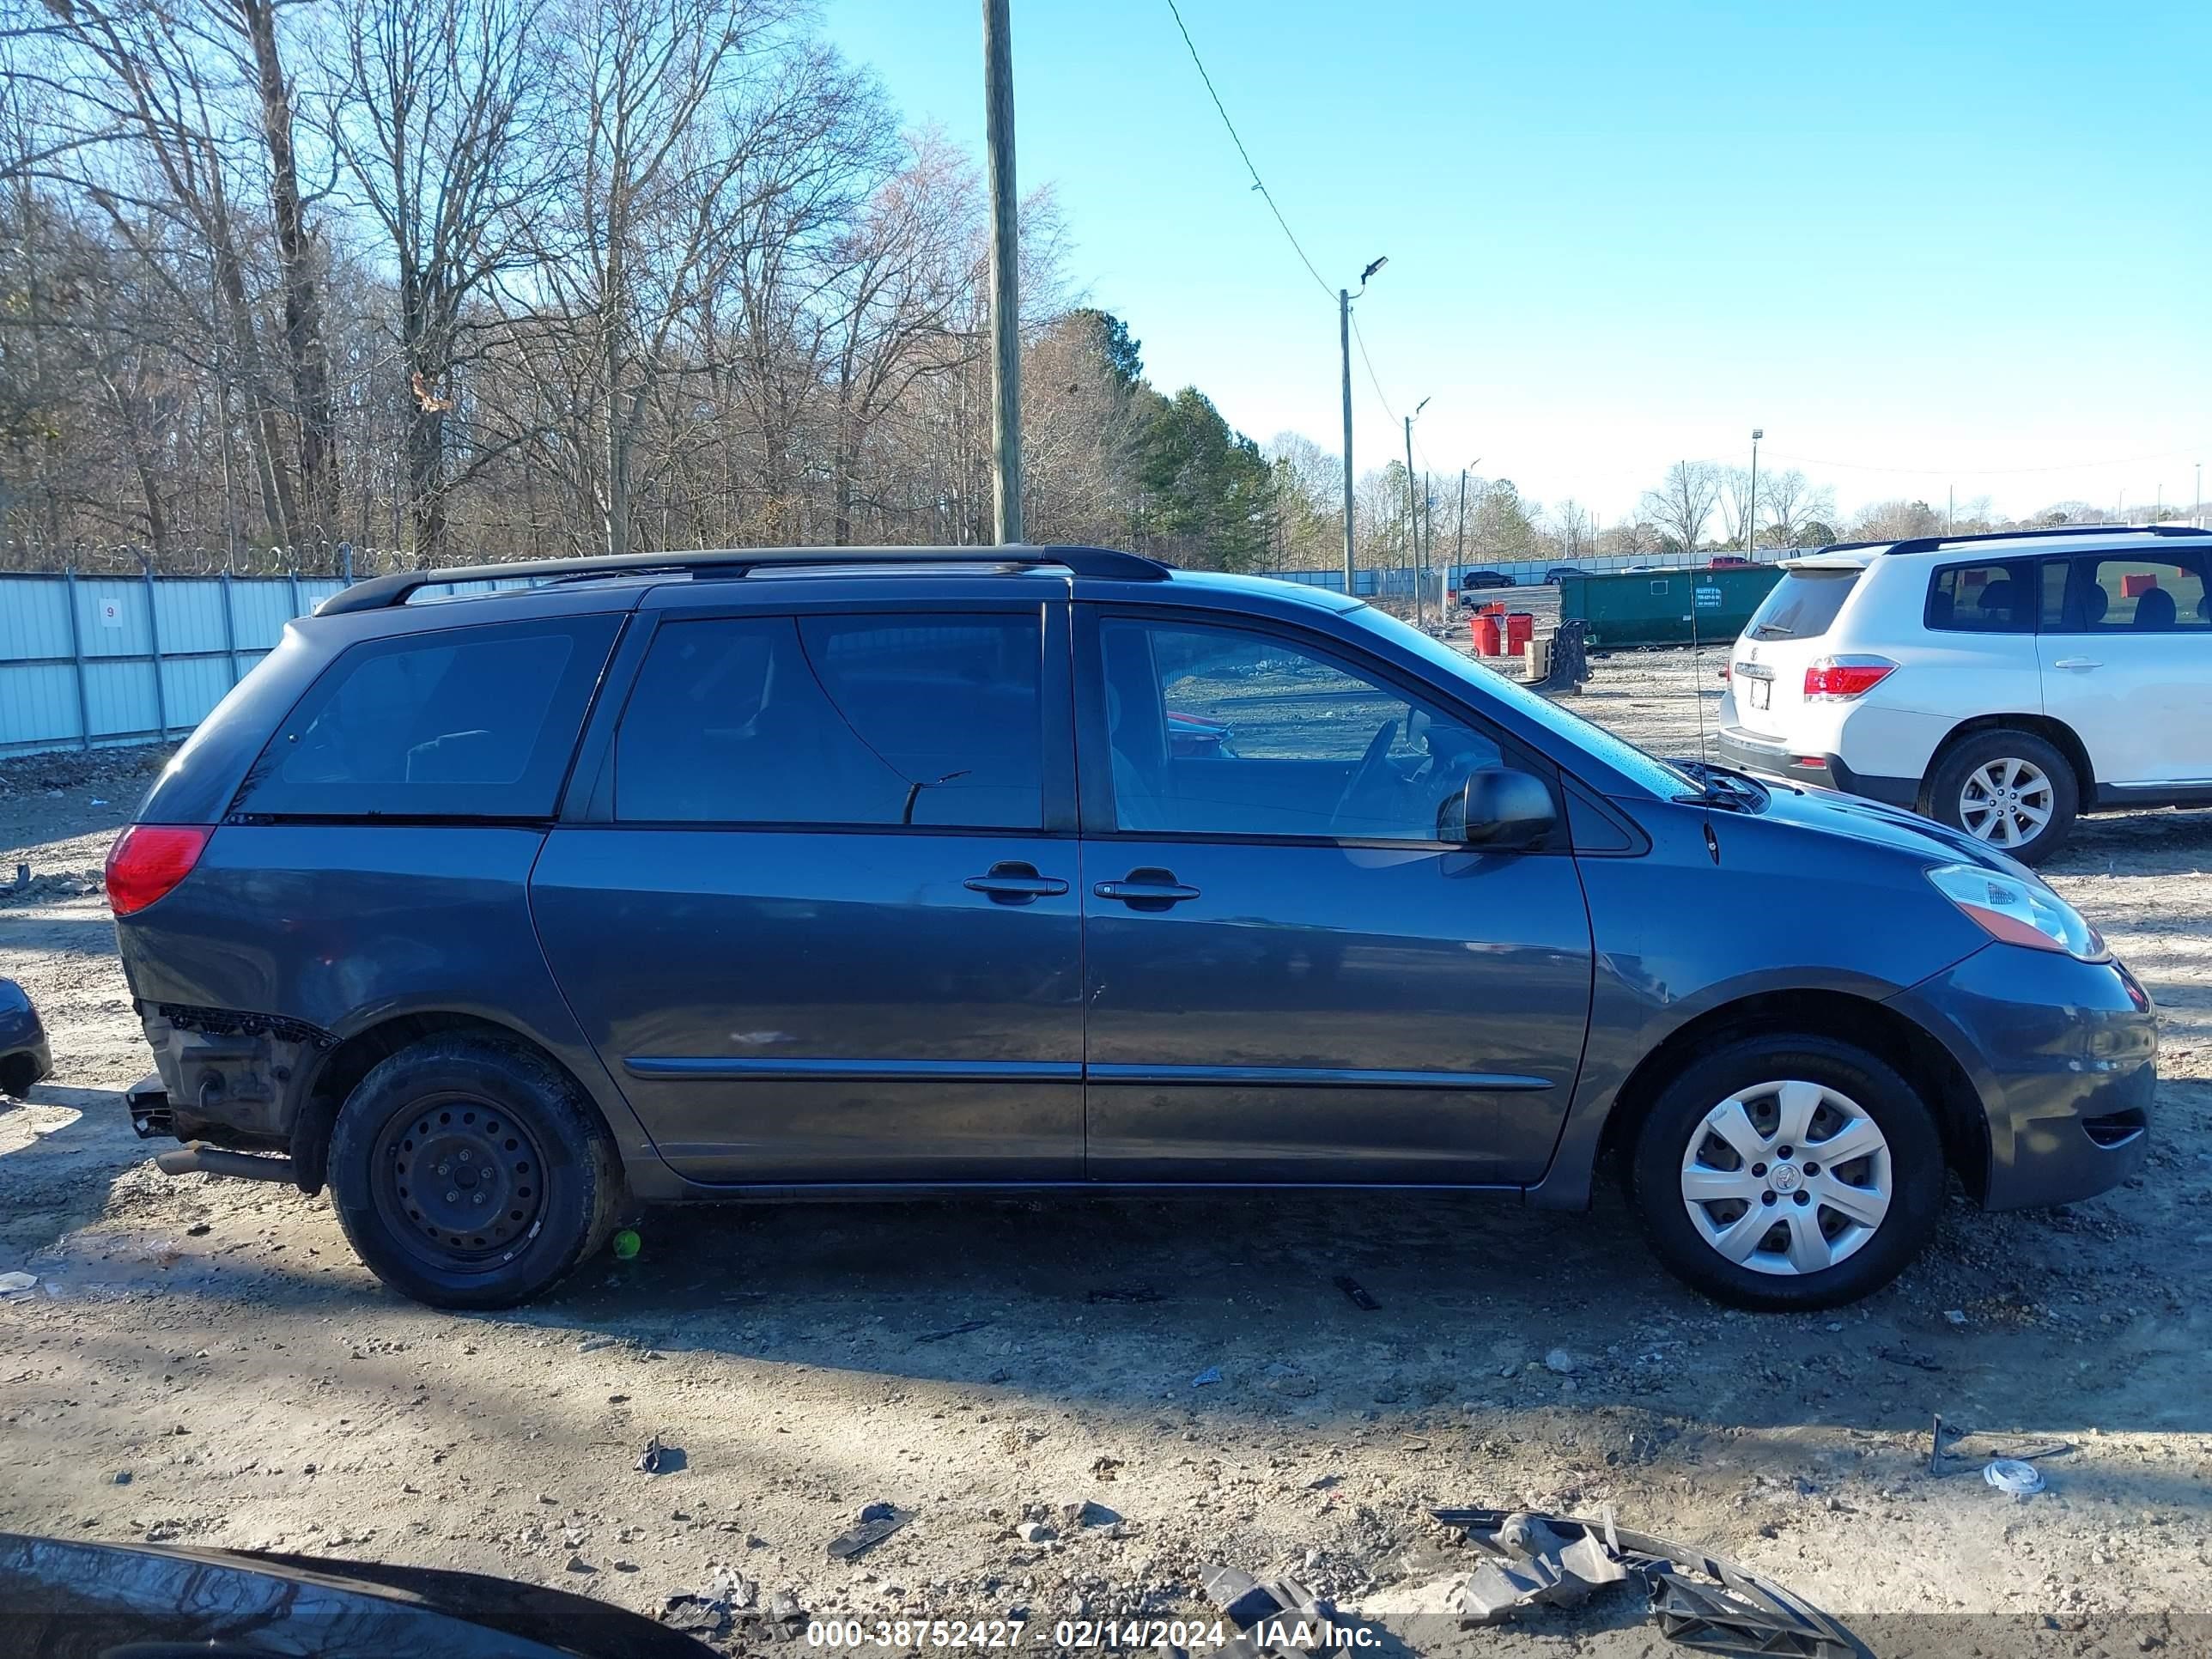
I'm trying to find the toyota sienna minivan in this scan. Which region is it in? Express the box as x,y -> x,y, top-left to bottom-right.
108,546 -> 2154,1311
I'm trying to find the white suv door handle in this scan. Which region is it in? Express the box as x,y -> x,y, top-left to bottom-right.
2052,658 -> 2102,671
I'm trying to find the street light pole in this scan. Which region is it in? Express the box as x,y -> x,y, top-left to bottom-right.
1339,258 -> 1386,597
981,0 -> 1022,545
1747,428 -> 1762,557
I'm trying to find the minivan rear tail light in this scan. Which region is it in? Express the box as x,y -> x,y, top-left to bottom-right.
1803,655 -> 1897,700
106,824 -> 211,915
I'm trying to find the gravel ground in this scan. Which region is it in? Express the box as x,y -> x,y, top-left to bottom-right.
3,651 -> 2209,1656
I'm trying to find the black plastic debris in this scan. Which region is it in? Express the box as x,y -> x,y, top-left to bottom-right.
659,1594 -> 729,1636
826,1503 -> 912,1561
1085,1285 -> 1161,1304
1333,1275 -> 1380,1311
914,1319 -> 991,1344
635,1435 -> 684,1475
1641,1561 -> 1857,1659
1431,1507 -> 1867,1658
1199,1565 -> 1347,1658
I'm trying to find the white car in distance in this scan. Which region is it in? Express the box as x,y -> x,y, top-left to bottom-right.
1714,525 -> 2212,864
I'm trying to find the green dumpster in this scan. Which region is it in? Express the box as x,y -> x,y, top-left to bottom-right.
1558,566 -> 1784,649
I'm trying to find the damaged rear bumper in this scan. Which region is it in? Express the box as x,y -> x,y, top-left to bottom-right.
131,1002 -> 334,1164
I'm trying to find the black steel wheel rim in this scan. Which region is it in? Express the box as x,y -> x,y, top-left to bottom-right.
371,1091 -> 548,1273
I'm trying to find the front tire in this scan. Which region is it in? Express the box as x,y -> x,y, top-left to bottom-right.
1629,1034 -> 1944,1310
327,1035 -> 622,1310
1925,728 -> 2077,865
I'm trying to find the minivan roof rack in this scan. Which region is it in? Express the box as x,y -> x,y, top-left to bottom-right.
1871,524 -> 2210,558
316,544 -> 1174,616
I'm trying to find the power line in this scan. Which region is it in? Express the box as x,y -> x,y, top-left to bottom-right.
1163,0 -> 1333,300
1348,314 -> 1397,425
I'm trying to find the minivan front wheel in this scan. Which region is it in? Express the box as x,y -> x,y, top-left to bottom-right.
1629,1035 -> 1943,1310
327,1034 -> 623,1310
1926,728 -> 2076,865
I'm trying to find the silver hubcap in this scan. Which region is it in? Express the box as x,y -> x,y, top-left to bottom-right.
1680,1079 -> 1893,1277
1960,757 -> 2053,848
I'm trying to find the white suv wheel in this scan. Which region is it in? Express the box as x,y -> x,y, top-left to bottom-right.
1958,757 -> 2056,848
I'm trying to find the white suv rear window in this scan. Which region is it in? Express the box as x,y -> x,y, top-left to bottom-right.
1746,569 -> 1860,641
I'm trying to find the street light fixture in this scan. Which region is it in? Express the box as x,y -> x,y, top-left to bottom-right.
1339,258 -> 1388,596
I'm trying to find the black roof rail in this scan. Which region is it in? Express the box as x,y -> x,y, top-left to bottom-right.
1876,524 -> 2211,557
315,544 -> 1174,617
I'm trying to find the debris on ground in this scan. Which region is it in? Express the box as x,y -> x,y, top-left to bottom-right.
611,1228 -> 641,1261
1017,1521 -> 1054,1545
1984,1458 -> 2047,1497
1085,1285 -> 1160,1304
1544,1347 -> 1578,1376
1929,1413 -> 2074,1480
1191,1365 -> 1223,1387
1333,1275 -> 1380,1311
0,1271 -> 36,1294
1200,1563 -> 1346,1657
635,1434 -> 684,1474
914,1318 -> 991,1344
825,1501 -> 911,1560
1431,1506 -> 1863,1656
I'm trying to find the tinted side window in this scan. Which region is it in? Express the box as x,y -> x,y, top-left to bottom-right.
614,614 -> 1043,828
2072,553 -> 2210,632
1100,617 -> 1508,842
1925,561 -> 2033,632
239,616 -> 617,819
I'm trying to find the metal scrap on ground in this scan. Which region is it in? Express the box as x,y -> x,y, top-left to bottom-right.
1428,1506 -> 1868,1658
826,1503 -> 912,1561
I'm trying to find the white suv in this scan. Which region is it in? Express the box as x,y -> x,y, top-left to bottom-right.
1715,525 -> 2212,863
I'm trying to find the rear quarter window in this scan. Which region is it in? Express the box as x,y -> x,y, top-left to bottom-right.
1745,569 -> 1860,641
1924,560 -> 2038,633
235,616 -> 620,819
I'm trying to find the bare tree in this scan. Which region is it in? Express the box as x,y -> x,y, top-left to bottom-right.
1641,459 -> 1723,552
1756,467 -> 1834,550
327,0 -> 557,561
1550,498 -> 1593,560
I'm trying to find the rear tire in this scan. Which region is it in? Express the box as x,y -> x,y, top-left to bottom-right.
1629,1033 -> 1944,1311
1924,728 -> 2077,865
327,1034 -> 622,1310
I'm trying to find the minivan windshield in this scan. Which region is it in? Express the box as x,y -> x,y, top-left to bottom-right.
1350,605 -> 1698,797
1747,568 -> 1863,641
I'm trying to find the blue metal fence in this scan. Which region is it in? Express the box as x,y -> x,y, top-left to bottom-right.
0,571 -> 527,757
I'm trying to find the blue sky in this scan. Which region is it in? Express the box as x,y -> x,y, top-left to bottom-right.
825,1 -> 2210,527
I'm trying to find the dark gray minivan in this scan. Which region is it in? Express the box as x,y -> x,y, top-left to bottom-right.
108,547 -> 2154,1311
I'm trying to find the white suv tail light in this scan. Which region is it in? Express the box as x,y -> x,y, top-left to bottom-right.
1803,654 -> 1897,701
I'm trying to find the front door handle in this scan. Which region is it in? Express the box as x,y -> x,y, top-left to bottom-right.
963,861 -> 1069,904
2052,658 -> 2102,671
1093,867 -> 1201,910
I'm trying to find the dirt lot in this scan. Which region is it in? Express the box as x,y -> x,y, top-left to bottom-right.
4,647 -> 2210,1656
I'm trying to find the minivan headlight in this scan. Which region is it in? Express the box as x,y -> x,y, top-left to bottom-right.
1926,863 -> 2106,960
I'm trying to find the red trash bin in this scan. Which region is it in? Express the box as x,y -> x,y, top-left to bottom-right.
1505,612 -> 1534,656
1470,615 -> 1503,656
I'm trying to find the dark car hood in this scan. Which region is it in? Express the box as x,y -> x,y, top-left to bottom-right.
1747,780 -> 2019,871
0,1532 -> 711,1659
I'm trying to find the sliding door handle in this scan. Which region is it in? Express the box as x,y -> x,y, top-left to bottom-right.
963,861 -> 1069,903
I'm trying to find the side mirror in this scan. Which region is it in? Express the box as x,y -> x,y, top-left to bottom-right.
1442,769 -> 1557,849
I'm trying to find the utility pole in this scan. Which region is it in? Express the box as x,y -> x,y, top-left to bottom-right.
1339,290 -> 1355,594
1747,428 -> 1762,556
1338,258 -> 1387,596
981,0 -> 1022,545
1403,404 -> 1425,624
